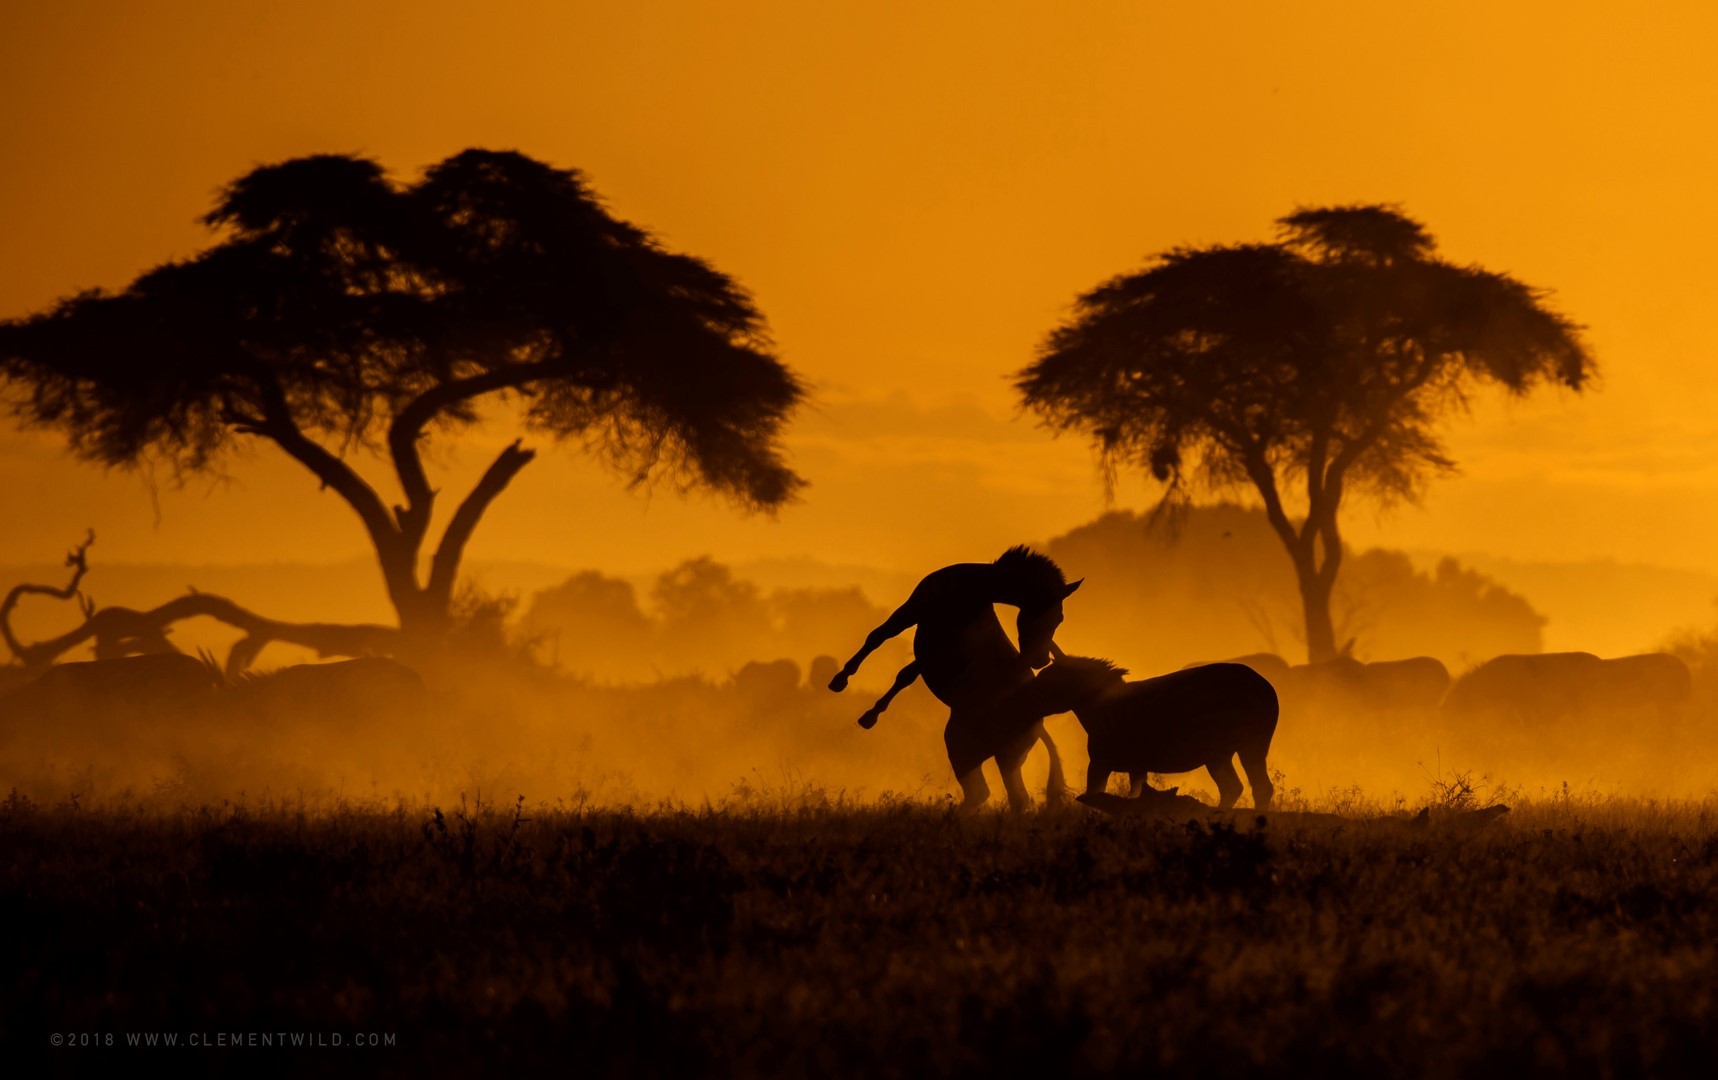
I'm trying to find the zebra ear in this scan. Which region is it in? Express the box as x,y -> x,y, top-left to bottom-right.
1063,579 -> 1083,597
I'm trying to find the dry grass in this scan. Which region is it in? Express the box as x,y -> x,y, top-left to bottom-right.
7,787 -> 1718,1075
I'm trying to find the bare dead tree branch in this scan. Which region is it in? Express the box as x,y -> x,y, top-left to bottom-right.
28,594 -> 398,678
1,530 -> 96,669
2,533 -> 397,676
425,439 -> 538,609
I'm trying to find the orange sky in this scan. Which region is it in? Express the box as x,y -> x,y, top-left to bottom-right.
4,0 -> 1718,588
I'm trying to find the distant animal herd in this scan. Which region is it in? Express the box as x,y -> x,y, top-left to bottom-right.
0,546 -> 1695,814
0,653 -> 429,735
826,548 -> 1694,813
1187,649 -> 1691,725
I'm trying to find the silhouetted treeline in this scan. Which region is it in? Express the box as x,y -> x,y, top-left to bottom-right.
516,507 -> 1540,686
521,557 -> 911,683
1045,505 -> 1543,672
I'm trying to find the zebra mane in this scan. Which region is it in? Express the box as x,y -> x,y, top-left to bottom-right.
1035,654 -> 1129,708
193,647 -> 230,687
1053,655 -> 1129,681
223,666 -> 290,692
993,545 -> 1067,601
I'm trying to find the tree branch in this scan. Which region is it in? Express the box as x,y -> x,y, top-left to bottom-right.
387,362 -> 556,545
233,373 -> 417,605
263,420 -> 400,551
1306,424 -> 1330,510
1314,489 -> 1346,589
1320,413 -> 1391,509
1,530 -> 96,669
6,590 -> 398,678
1324,346 -> 1442,490
1239,445 -> 1309,558
424,439 -> 538,608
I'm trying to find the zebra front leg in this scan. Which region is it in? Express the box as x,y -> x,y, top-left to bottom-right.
956,768 -> 991,812
858,660 -> 920,729
999,760 -> 1032,812
997,727 -> 1040,812
1238,743 -> 1275,811
830,602 -> 916,692
1085,761 -> 1113,799
946,716 -> 990,811
1206,757 -> 1245,811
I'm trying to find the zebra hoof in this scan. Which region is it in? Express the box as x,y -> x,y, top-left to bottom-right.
857,711 -> 879,729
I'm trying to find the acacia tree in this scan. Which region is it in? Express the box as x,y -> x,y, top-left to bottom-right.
1017,205 -> 1592,663
0,150 -> 804,662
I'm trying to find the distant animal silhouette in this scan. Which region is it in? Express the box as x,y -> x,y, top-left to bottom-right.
806,655 -> 841,692
1276,656 -> 1367,703
1181,652 -> 1292,687
0,665 -> 33,702
0,652 -> 220,726
1034,656 -> 1277,810
828,546 -> 1081,810
222,657 -> 429,725
1586,653 -> 1693,717
1356,656 -> 1452,710
1278,655 -> 1452,713
1443,651 -> 1600,723
732,659 -> 802,704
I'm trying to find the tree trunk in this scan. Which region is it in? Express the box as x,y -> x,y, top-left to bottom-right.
1294,559 -> 1340,665
378,438 -> 537,654
1245,450 -> 1349,666
372,544 -> 427,632
392,586 -> 454,655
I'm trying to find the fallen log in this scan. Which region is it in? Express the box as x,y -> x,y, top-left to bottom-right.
2,531 -> 398,676
1076,790 -> 1511,829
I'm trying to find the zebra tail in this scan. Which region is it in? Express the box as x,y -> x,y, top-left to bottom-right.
1039,725 -> 1071,805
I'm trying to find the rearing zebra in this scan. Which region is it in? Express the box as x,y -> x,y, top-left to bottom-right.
828,546 -> 1080,810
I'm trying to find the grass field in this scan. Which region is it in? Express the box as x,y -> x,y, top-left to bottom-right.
7,787 -> 1718,1076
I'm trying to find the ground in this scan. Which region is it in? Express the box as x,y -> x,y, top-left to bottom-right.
6,790 -> 1718,1076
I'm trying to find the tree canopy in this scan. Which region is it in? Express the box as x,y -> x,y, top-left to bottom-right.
0,150 -> 806,651
1017,204 -> 1592,662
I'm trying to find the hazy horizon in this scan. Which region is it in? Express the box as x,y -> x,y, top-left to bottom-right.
6,527 -> 1713,667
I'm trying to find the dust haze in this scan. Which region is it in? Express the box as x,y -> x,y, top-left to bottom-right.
5,504 -> 1714,809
